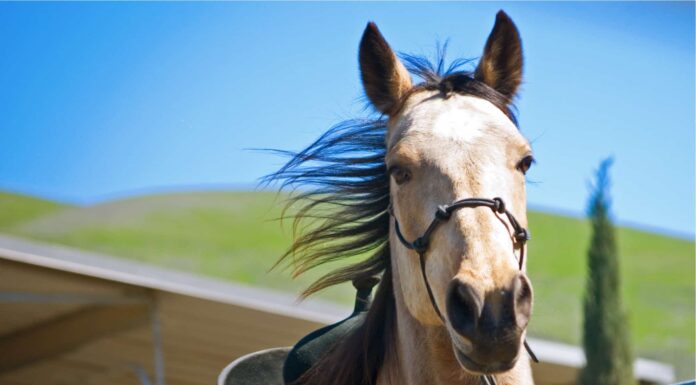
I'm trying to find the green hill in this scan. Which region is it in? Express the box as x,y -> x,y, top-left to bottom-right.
0,191 -> 72,229
1,190 -> 693,379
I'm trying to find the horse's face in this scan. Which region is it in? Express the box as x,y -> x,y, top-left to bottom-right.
360,12 -> 533,374
387,90 -> 533,374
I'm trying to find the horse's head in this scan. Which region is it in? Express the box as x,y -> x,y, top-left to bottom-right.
360,11 -> 533,375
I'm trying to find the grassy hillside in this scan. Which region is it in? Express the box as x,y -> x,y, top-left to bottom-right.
0,191 -> 71,229
1,190 -> 693,379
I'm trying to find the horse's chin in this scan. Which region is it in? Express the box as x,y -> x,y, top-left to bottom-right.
449,336 -> 519,375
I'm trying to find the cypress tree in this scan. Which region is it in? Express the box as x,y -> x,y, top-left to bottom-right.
579,158 -> 635,385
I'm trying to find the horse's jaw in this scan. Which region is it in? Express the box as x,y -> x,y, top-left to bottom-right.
449,333 -> 520,375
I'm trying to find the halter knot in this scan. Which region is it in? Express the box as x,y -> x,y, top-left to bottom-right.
435,205 -> 451,220
515,228 -> 530,243
492,197 -> 506,213
412,237 -> 428,253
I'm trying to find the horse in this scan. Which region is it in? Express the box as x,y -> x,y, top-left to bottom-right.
226,10 -> 536,385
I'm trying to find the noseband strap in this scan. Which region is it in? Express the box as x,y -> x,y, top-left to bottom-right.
388,197 -> 538,384
391,197 -> 529,266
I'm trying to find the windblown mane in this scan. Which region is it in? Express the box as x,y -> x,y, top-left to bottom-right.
264,118 -> 391,297
263,49 -> 517,385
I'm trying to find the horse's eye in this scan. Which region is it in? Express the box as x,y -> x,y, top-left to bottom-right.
389,166 -> 412,185
517,155 -> 535,174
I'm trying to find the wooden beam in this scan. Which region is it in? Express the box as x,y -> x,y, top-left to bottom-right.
0,303 -> 149,374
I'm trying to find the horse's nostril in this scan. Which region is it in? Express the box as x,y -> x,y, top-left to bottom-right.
513,273 -> 533,329
446,280 -> 483,336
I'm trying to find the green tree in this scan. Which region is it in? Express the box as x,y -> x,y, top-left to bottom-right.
579,158 -> 635,385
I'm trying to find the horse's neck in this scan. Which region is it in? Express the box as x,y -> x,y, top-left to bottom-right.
383,304 -> 480,385
380,256 -> 480,385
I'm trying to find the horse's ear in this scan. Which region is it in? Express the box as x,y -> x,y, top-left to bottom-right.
475,11 -> 523,100
359,22 -> 412,114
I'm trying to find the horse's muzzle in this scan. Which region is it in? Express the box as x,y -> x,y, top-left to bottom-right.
445,273 -> 533,374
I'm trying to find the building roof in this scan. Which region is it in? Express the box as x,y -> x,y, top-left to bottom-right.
0,234 -> 675,385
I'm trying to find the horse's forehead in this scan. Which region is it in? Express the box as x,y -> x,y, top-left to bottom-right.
388,92 -> 520,149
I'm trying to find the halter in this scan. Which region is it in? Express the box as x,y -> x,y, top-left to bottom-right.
388,197 -> 538,385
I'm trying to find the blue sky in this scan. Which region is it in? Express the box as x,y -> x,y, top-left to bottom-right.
1,2 -> 693,237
